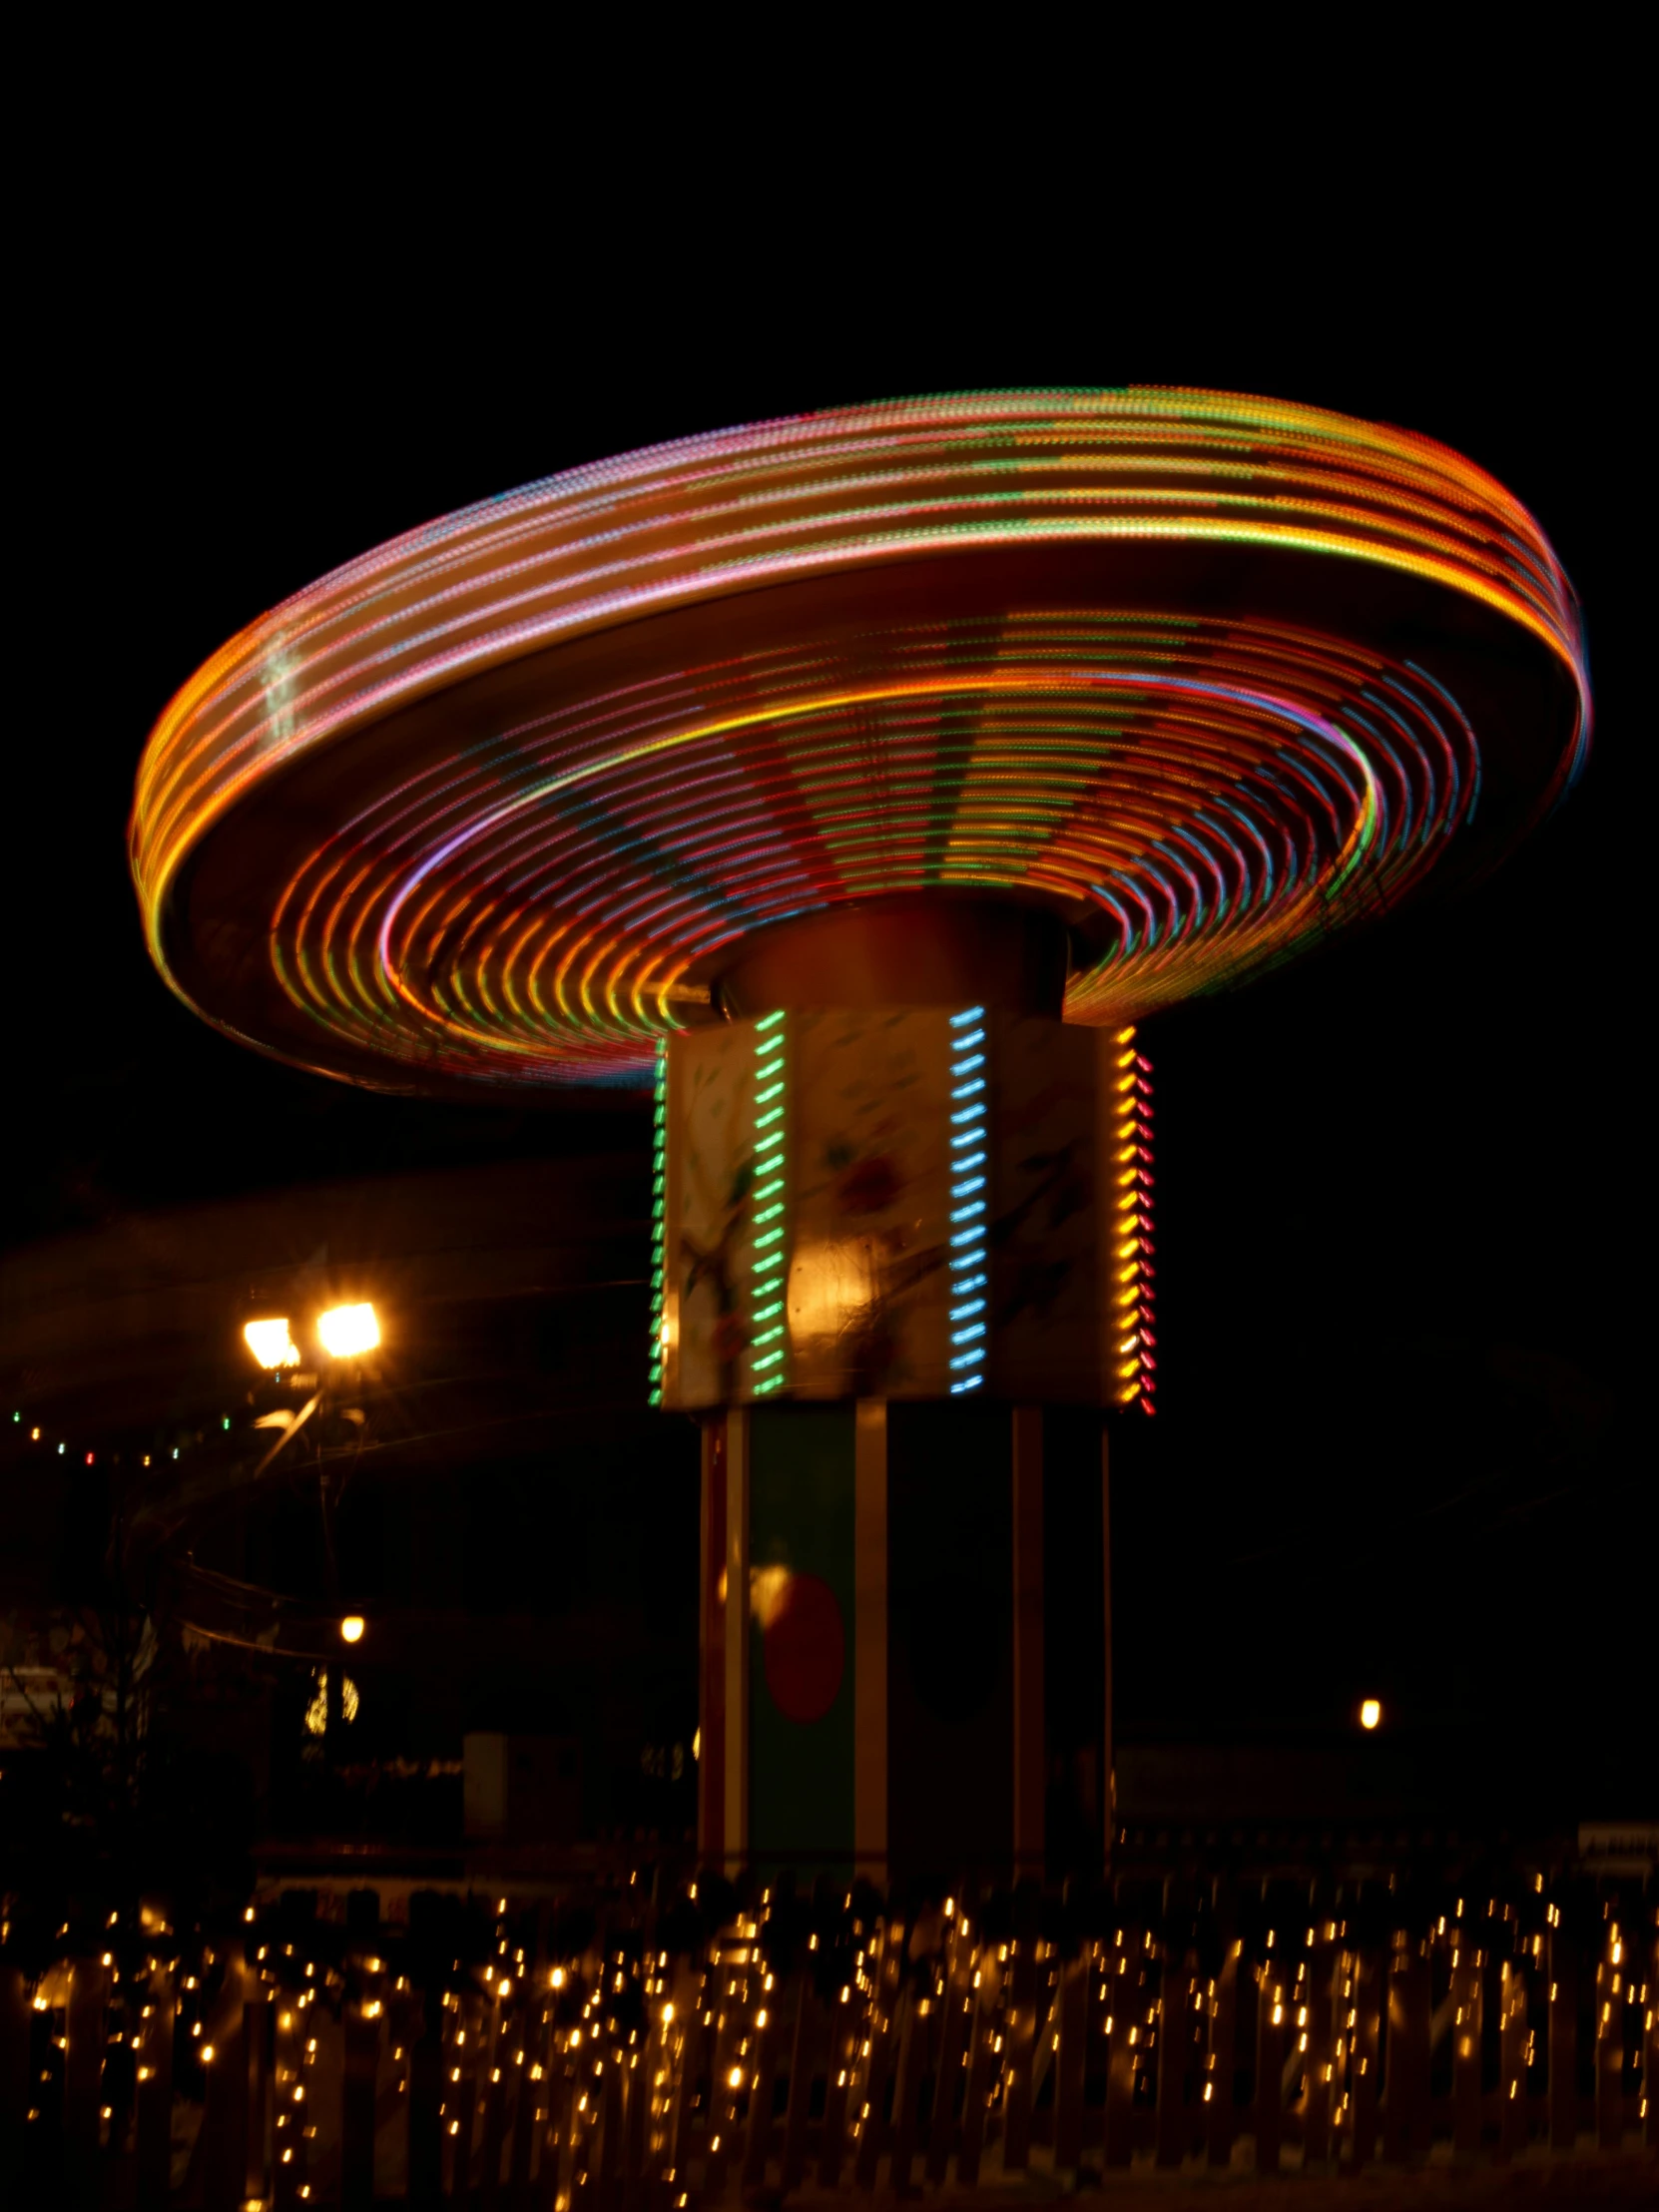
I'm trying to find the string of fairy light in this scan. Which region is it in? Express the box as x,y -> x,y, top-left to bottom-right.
8,1403 -> 233,1467
7,1873 -> 1649,2179
131,392 -> 1590,1093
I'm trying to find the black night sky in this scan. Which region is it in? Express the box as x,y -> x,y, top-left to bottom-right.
7,71 -> 1648,1832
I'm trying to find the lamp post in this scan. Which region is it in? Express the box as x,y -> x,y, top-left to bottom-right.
242,1300 -> 381,1660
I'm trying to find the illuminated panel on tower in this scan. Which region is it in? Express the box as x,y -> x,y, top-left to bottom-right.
751,1012 -> 788,1395
947,1005 -> 989,1394
1109,1026 -> 1156,1412
650,1040 -> 667,1407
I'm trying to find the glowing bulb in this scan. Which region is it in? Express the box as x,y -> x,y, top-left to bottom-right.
1360,1698 -> 1382,1731
245,1318 -> 299,1370
340,1615 -> 365,1645
318,1302 -> 379,1359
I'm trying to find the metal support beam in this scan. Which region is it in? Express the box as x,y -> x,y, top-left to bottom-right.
698,1414 -> 728,1865
723,1406 -> 749,1873
1103,1416 -> 1115,1865
854,1399 -> 888,1885
1012,1405 -> 1045,1877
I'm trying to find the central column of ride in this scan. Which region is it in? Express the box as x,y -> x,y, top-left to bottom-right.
653,898 -> 1153,1883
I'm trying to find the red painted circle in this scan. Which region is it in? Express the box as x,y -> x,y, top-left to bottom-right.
763,1572 -> 845,1724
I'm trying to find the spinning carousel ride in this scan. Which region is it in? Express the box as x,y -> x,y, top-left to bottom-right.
132,389 -> 1589,1875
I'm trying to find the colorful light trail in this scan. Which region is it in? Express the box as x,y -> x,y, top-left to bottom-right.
131,390 -> 1588,1090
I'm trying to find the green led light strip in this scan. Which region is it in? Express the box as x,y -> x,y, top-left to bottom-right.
649,1040 -> 667,1406
750,1011 -> 788,1395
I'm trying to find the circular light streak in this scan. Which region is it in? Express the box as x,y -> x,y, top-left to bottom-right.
131,389 -> 1588,1090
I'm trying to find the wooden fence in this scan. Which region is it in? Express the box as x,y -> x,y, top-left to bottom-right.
2,1872 -> 1655,2203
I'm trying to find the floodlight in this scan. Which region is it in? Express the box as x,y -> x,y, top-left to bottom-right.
244,1318 -> 299,1370
317,1303 -> 379,1359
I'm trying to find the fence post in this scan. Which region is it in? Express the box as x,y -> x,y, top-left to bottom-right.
850,1928 -> 901,2191
1596,1928 -> 1624,2149
1154,1949 -> 1194,2166
1645,1925 -> 1658,2153
1548,1926 -> 1577,2150
1346,1946 -> 1382,2170
780,1979 -> 821,2195
1254,1961 -> 1285,2175
1496,1954 -> 1529,2162
703,1971 -> 739,2204
0,1963 -> 26,2194
64,1955 -> 107,2211
1204,1937 -> 1239,2168
817,1981 -> 855,2188
537,2056 -> 572,2212
524,2001 -> 553,2205
455,1992 -> 488,2203
666,1997 -> 705,2202
1103,2000 -> 1136,2168
244,1981 -> 272,2208
203,1942 -> 251,2212
1301,1933 -> 1334,2167
999,1931 -> 1038,2172
954,1970 -> 996,2186
409,1983 -> 444,2208
1451,1928 -> 1482,2161
595,2047 -> 624,2212
1052,1951 -> 1088,2173
886,1981 -> 928,2194
739,1970 -> 783,2190
136,1962 -> 176,2211
1383,1932 -> 1430,2164
481,1995 -> 513,2208
341,1976 -> 380,2211
273,1988 -> 310,2210
512,2000 -> 550,2212
922,1923 -> 971,2186
1084,1935 -> 1112,2161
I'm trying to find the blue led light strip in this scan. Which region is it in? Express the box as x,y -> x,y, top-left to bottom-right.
750,1011 -> 788,1396
649,1041 -> 667,1406
946,1006 -> 988,1393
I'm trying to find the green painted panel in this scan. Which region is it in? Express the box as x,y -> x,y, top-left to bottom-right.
749,1404 -> 855,1863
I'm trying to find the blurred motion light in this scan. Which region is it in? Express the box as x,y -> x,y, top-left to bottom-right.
133,392 -> 1589,1095
318,1302 -> 379,1359
245,1318 -> 299,1370
1360,1698 -> 1382,1731
340,1615 -> 365,1645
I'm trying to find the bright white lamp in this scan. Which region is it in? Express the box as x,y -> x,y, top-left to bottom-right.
317,1303 -> 379,1359
244,1318 -> 299,1370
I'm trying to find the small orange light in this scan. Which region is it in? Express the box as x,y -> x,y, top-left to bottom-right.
1360,1698 -> 1382,1731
